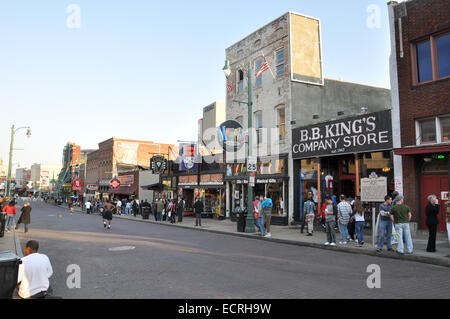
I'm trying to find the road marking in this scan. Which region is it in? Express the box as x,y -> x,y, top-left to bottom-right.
48,214 -> 56,217
108,246 -> 136,252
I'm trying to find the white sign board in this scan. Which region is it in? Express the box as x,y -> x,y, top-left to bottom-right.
247,156 -> 257,172
442,191 -> 449,201
361,177 -> 387,202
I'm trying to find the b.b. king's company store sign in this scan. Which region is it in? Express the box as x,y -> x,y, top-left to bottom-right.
292,110 -> 393,159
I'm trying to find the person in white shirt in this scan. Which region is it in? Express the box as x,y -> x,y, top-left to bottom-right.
17,240 -> 53,299
85,201 -> 92,214
116,200 -> 122,214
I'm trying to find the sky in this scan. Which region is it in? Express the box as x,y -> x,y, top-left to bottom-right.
0,0 -> 392,169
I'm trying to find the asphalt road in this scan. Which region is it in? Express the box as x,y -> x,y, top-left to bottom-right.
17,201 -> 450,299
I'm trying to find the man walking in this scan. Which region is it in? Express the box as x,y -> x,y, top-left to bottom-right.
324,196 -> 338,246
85,200 -> 92,214
193,197 -> 204,227
17,240 -> 53,299
390,195 -> 413,255
301,192 -> 314,234
303,195 -> 316,236
102,201 -> 115,230
377,195 -> 394,252
337,195 -> 351,244
156,199 -> 164,221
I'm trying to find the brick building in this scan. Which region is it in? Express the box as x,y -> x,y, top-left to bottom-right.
388,0 -> 450,231
85,138 -> 174,200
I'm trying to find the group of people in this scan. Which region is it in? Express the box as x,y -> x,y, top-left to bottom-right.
1,196 -> 32,233
300,190 -> 450,255
252,196 -> 273,237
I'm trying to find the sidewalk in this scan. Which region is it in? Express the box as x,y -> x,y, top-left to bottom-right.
64,205 -> 450,267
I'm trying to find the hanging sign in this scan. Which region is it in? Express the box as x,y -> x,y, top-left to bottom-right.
151,155 -> 168,174
110,178 -> 121,190
72,178 -> 83,191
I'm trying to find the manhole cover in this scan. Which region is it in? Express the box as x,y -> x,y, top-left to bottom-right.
108,246 -> 135,252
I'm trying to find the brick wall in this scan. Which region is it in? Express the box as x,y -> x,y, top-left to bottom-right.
394,0 -> 450,147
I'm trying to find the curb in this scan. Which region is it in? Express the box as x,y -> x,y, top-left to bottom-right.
13,228 -> 23,258
58,205 -> 450,268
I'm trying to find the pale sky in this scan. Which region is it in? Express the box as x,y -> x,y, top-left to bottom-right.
0,0 -> 392,169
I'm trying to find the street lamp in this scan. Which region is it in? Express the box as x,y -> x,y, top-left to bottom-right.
6,125 -> 31,197
223,59 -> 255,233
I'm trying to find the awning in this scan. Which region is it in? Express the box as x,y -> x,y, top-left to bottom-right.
394,144 -> 450,156
109,184 -> 138,195
141,183 -> 160,191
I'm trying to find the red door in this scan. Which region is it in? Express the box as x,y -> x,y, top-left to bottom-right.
420,174 -> 449,232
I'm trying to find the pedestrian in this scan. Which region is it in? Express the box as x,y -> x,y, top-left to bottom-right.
2,200 -> 17,232
445,192 -> 450,245
262,196 -> 273,237
253,196 -> 264,235
177,197 -> 185,223
68,201 -> 74,215
390,195 -> 413,255
16,202 -> 32,233
337,195 -> 351,245
85,200 -> 92,214
377,195 -> 394,252
303,194 -> 316,236
17,240 -> 53,299
102,201 -> 115,230
353,197 -> 365,247
193,197 -> 203,227
125,201 -> 131,215
324,196 -> 338,246
155,199 -> 163,221
348,198 -> 357,242
116,199 -> 122,215
425,194 -> 440,253
301,192 -> 314,234
132,200 -> 139,217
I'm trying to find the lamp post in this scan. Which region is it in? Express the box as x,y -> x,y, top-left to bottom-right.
223,59 -> 255,233
6,125 -> 31,197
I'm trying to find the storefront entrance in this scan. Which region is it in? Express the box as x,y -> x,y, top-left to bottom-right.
420,173 -> 449,232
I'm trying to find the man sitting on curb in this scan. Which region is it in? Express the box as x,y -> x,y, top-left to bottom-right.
17,240 -> 53,299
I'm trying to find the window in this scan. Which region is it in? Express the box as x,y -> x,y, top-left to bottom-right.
436,33 -> 450,79
417,40 -> 433,83
419,119 -> 436,143
254,111 -> 263,144
413,31 -> 450,84
276,106 -> 286,141
441,117 -> 450,142
275,49 -> 285,78
255,59 -> 263,87
237,70 -> 244,93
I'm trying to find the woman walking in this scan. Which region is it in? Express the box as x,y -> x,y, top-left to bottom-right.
425,194 -> 440,253
2,200 -> 17,232
353,197 -> 365,247
16,202 -> 32,233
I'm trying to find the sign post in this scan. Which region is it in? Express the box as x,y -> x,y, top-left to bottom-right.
361,175 -> 387,248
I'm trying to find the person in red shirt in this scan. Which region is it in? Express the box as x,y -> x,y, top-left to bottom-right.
3,200 -> 17,232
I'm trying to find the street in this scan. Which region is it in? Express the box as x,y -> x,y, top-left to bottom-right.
17,201 -> 450,299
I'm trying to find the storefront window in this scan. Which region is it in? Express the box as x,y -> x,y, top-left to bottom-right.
419,119 -> 436,143
300,159 -> 319,204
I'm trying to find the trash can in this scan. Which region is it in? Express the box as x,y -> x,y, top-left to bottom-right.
0,212 -> 6,238
0,252 -> 22,299
237,211 -> 247,232
142,207 -> 151,220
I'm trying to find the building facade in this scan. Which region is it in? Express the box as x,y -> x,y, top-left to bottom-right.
85,138 -> 173,200
224,12 -> 392,225
30,163 -> 62,194
388,0 -> 450,231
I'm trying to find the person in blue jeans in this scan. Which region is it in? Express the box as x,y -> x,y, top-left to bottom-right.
337,195 -> 351,244
377,195 -> 394,252
353,196 -> 365,246
390,196 -> 413,255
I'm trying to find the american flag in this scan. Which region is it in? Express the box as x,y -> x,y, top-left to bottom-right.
227,79 -> 233,92
256,61 -> 270,79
